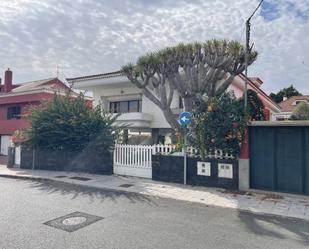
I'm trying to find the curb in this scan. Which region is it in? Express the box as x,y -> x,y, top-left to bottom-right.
0,174 -> 146,198
1,173 -> 309,223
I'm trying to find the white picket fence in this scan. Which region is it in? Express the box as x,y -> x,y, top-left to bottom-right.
113,144 -> 234,179
113,144 -> 153,178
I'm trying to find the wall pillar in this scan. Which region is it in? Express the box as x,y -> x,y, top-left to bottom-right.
239,128 -> 250,191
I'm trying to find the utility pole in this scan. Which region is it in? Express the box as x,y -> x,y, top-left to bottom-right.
244,0 -> 264,113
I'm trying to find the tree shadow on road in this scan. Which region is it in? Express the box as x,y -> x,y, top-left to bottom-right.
238,211 -> 309,246
26,179 -> 158,206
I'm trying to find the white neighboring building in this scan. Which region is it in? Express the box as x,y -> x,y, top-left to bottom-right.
67,71 -> 280,144
272,95 -> 309,120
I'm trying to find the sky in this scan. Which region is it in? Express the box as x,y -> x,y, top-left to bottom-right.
0,0 -> 308,94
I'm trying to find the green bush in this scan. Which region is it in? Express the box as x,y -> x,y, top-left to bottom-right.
190,92 -> 246,158
291,102 -> 309,120
27,93 -> 120,153
239,89 -> 265,121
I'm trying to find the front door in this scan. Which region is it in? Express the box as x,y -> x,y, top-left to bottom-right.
0,135 -> 12,156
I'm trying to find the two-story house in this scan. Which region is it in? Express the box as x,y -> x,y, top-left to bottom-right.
67,70 -> 280,145
0,69 -> 84,155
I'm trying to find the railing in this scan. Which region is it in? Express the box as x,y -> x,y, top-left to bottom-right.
152,144 -> 176,155
114,144 -> 234,163
201,149 -> 235,159
113,144 -> 153,168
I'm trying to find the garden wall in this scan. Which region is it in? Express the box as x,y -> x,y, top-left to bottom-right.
152,155 -> 239,189
16,146 -> 113,174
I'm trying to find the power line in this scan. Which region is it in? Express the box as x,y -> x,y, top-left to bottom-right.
248,0 -> 264,21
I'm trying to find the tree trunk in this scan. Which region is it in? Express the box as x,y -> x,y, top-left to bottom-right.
183,96 -> 193,112
162,108 -> 179,131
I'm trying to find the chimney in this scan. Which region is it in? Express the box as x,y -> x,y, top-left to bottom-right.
283,96 -> 287,101
4,68 -> 13,93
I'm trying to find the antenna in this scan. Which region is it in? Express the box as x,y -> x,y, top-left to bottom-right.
244,0 -> 264,113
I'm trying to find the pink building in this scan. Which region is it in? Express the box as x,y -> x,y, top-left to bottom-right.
228,75 -> 281,120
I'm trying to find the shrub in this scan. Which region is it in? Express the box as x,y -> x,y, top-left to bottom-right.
27,93 -> 120,153
291,102 -> 309,120
12,129 -> 29,146
190,92 -> 246,158
243,89 -> 265,121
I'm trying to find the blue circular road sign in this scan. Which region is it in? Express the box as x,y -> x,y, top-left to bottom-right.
179,111 -> 191,126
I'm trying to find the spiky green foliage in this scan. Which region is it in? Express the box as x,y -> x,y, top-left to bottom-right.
27,93 -> 119,153
122,39 -> 257,130
190,92 -> 246,158
291,102 -> 309,120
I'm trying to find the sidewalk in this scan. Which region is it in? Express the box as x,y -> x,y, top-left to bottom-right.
0,156 -> 8,165
1,165 -> 309,221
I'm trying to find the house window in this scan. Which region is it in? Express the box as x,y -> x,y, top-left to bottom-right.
129,100 -> 140,112
7,106 -> 21,120
109,100 -> 142,113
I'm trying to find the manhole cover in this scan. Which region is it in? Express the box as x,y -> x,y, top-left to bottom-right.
69,176 -> 91,181
62,216 -> 87,226
44,212 -> 103,232
54,175 -> 67,178
119,184 -> 134,188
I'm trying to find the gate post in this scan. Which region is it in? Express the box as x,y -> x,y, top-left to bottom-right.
239,128 -> 250,191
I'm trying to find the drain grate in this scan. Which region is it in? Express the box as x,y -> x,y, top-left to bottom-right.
119,184 -> 134,188
44,212 -> 103,232
69,176 -> 91,181
54,175 -> 67,178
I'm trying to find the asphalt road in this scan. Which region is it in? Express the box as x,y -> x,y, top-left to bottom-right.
1,177 -> 309,249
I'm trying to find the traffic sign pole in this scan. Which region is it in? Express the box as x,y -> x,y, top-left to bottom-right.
183,126 -> 187,185
179,111 -> 191,185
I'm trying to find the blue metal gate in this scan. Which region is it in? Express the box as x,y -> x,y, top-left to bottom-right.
249,123 -> 309,195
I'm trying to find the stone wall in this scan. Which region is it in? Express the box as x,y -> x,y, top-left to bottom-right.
18,147 -> 113,175
152,155 -> 239,189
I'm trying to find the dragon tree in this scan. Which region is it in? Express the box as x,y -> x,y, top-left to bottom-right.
122,39 -> 257,130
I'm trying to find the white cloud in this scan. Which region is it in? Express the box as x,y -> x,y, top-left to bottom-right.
0,0 -> 308,94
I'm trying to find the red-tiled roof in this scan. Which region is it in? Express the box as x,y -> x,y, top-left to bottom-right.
0,78 -> 71,97
0,84 -> 20,92
11,78 -> 57,92
279,95 -> 309,112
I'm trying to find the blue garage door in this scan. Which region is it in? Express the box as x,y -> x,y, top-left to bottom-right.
250,126 -> 309,195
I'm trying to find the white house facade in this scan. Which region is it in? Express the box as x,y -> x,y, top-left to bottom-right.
67,71 -> 181,144
67,71 -> 281,144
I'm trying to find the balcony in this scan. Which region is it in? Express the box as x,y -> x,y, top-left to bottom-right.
113,112 -> 153,128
